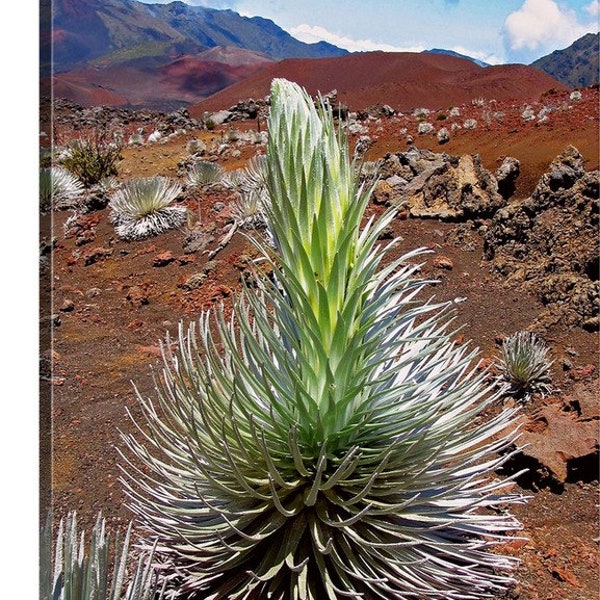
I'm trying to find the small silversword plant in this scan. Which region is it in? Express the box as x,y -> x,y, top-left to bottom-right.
120,79 -> 525,599
497,330 -> 554,399
225,154 -> 269,229
109,177 -> 186,241
185,160 -> 225,189
356,159 -> 380,182
223,155 -> 268,199
40,166 -> 85,211
40,512 -> 164,600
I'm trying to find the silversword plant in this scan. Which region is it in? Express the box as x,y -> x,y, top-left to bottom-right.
109,176 -> 186,241
120,79 -> 525,599
40,166 -> 85,212
224,154 -> 269,229
185,160 -> 225,189
497,330 -> 554,399
417,121 -> 435,135
40,512 -> 164,600
437,127 -> 450,144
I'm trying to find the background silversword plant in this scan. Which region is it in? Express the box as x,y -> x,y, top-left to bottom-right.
109,176 -> 187,241
40,512 -> 165,600
497,330 -> 554,399
226,154 -> 268,196
224,155 -> 269,229
185,160 -> 225,188
119,78 -> 526,599
40,166 -> 85,212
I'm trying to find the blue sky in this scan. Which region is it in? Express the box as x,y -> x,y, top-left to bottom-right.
137,0 -> 599,64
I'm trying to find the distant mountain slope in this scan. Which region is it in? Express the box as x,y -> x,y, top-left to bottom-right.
424,48 -> 489,68
190,51 -> 567,117
43,0 -> 347,76
531,33 -> 599,88
195,46 -> 272,66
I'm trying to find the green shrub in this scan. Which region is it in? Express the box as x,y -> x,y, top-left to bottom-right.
497,331 -> 554,399
40,512 -> 164,600
59,132 -> 122,187
120,79 -> 525,599
109,176 -> 186,241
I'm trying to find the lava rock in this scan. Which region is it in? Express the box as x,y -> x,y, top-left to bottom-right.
495,156 -> 520,200
515,401 -> 599,486
484,146 -> 599,329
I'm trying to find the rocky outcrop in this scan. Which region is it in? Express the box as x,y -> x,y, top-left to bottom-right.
51,98 -> 201,133
484,146 -> 599,330
372,148 -> 506,220
203,97 -> 269,125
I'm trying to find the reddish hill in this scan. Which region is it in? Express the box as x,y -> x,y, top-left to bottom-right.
43,47 -> 273,110
189,52 -> 568,117
41,76 -> 130,107
158,56 -> 271,100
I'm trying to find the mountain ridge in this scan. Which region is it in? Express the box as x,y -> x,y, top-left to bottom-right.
424,48 -> 489,68
531,32 -> 599,88
44,0 -> 347,76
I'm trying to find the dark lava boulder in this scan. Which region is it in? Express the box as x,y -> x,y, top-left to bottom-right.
484,146 -> 599,330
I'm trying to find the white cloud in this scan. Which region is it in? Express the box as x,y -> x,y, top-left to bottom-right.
585,0 -> 600,18
503,0 -> 596,56
288,23 -> 425,53
449,45 -> 503,65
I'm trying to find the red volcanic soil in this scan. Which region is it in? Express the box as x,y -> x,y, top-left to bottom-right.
42,75 -> 130,107
362,87 -> 599,199
190,51 -> 568,117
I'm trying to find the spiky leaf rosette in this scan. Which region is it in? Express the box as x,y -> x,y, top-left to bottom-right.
186,161 -> 225,189
497,331 -> 553,399
39,166 -> 85,211
119,79 -> 525,599
109,177 -> 186,241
